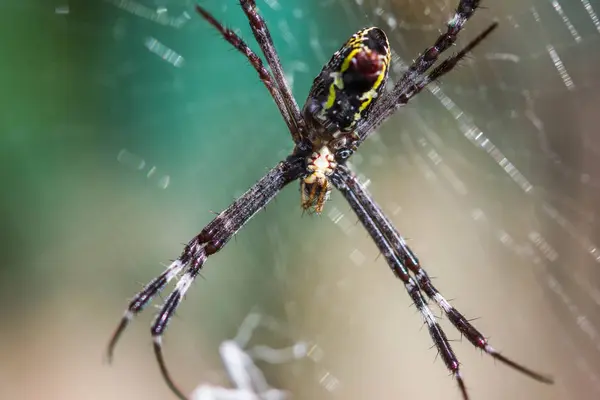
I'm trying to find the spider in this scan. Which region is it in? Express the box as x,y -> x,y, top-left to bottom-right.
107,1 -> 554,399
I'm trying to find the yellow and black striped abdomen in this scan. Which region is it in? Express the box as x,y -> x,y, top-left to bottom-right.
303,27 -> 390,134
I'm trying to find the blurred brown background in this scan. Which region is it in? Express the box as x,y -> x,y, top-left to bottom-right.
1,1 -> 599,399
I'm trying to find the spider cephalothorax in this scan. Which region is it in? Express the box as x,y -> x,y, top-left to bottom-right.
108,2 -> 554,400
301,145 -> 336,213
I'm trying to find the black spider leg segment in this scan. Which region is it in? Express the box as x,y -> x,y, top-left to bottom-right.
239,0 -> 305,142
154,252 -> 207,400
195,5 -> 299,140
359,23 -> 499,144
355,0 -> 490,142
334,166 -> 554,388
390,22 -> 498,113
106,258 -> 187,363
107,155 -> 305,400
329,171 -> 469,399
355,22 -> 497,143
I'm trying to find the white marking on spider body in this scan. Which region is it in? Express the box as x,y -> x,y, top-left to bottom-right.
305,146 -> 336,181
302,146 -> 337,212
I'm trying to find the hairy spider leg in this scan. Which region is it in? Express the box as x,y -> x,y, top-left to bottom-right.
195,5 -> 299,140
396,23 -> 498,103
107,156 -> 305,400
355,22 -> 496,144
154,251 -> 207,400
239,0 -> 305,141
106,258 -> 186,363
330,171 -> 471,397
356,0 -> 488,140
362,22 -> 499,146
335,166 -> 554,397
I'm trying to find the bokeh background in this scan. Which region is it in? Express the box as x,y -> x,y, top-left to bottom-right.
2,0 -> 600,399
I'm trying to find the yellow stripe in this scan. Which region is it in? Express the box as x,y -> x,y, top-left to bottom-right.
322,27 -> 390,122
324,76 -> 337,110
324,46 -> 362,112
323,29 -> 373,112
340,48 -> 362,74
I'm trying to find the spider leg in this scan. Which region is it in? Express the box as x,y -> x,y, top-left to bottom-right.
389,0 -> 484,97
333,166 -> 554,392
239,0 -> 305,141
154,252 -> 207,400
389,22 -> 497,107
361,22 -> 497,142
356,0 -> 495,141
195,5 -> 299,141
107,155 -> 305,400
106,258 -> 186,363
330,170 -> 469,399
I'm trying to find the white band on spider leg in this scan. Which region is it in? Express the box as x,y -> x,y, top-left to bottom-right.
119,260 -> 185,324
433,292 -> 453,313
420,303 -> 439,328
165,259 -> 185,281
406,282 -> 438,327
484,344 -> 497,354
174,269 -> 196,295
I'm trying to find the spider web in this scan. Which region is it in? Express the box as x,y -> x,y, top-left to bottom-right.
263,0 -> 600,399
2,1 -> 599,400
311,1 -> 600,399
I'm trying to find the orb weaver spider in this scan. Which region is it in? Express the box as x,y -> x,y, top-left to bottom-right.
107,1 -> 554,398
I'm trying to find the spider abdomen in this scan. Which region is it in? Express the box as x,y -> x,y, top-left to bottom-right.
303,27 -> 391,135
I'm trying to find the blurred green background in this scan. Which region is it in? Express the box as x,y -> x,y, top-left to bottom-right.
2,1 -> 600,399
